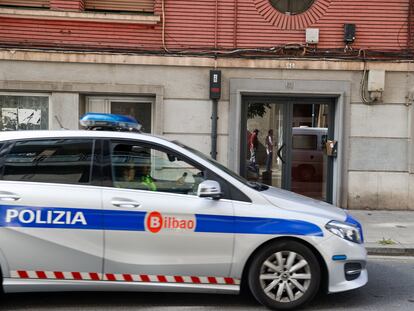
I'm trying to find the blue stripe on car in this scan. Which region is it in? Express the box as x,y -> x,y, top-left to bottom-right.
0,205 -> 323,236
196,214 -> 323,236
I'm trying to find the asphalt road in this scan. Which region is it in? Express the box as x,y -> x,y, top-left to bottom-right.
0,256 -> 413,311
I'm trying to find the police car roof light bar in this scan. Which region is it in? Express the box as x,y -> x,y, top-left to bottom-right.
80,113 -> 142,132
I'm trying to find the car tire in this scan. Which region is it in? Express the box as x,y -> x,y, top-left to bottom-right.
248,240 -> 321,310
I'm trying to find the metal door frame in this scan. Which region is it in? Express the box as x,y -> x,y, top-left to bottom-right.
241,96 -> 336,203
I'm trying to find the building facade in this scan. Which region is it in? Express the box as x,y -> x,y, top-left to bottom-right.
0,0 -> 413,209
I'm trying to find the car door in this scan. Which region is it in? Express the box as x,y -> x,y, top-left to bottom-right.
102,139 -> 235,281
0,138 -> 104,281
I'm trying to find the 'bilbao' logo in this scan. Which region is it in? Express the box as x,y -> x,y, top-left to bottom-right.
145,211 -> 196,233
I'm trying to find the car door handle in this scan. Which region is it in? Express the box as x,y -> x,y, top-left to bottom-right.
111,200 -> 141,208
0,193 -> 21,201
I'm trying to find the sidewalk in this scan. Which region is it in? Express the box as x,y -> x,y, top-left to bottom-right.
348,210 -> 414,256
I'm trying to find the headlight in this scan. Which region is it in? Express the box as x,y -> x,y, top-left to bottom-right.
325,221 -> 362,244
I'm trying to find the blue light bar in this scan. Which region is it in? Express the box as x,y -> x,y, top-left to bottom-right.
80,113 -> 142,132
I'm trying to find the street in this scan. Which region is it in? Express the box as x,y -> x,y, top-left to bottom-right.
0,256 -> 412,311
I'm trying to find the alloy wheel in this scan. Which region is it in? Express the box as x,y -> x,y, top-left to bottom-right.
259,251 -> 311,302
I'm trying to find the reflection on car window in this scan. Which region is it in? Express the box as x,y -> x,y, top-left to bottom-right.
110,142 -> 206,195
2,139 -> 94,185
174,140 -> 267,193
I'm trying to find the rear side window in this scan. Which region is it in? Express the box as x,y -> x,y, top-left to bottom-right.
2,139 -> 94,185
292,135 -> 317,150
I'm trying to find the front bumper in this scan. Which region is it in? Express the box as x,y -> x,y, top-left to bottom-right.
317,235 -> 368,293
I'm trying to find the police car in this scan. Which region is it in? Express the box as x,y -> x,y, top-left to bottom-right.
0,113 -> 367,310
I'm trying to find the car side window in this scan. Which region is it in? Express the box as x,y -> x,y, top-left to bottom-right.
1,139 -> 94,185
292,135 -> 317,150
110,141 -> 206,196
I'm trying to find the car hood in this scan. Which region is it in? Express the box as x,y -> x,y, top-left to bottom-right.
260,186 -> 347,221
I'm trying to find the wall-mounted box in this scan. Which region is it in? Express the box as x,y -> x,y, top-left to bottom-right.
344,24 -> 356,43
368,70 -> 385,92
306,28 -> 319,44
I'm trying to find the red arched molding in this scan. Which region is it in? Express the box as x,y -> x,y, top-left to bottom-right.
253,0 -> 333,30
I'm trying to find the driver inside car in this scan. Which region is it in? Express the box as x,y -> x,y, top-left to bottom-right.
136,159 -> 157,191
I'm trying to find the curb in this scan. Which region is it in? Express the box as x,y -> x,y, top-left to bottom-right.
366,247 -> 414,257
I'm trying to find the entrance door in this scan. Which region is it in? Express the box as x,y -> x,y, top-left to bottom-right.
241,97 -> 335,203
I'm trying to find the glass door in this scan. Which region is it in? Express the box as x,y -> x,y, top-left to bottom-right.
242,99 -> 287,189
241,97 -> 335,203
289,102 -> 334,202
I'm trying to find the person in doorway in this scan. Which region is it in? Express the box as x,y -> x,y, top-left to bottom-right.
249,129 -> 259,165
265,129 -> 274,172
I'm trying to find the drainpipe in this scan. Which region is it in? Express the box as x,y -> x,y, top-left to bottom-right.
211,99 -> 218,159
210,70 -> 222,160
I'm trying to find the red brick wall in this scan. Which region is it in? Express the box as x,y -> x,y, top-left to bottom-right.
50,0 -> 84,11
0,0 -> 411,53
409,0 -> 414,51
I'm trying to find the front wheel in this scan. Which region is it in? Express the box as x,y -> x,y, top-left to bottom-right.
248,240 -> 321,310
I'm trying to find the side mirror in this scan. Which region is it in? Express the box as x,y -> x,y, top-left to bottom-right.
197,180 -> 222,200
167,153 -> 176,162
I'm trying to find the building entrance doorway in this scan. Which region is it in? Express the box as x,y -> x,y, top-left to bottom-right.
241,96 -> 336,203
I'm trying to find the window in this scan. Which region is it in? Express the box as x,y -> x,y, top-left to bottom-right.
2,139 -> 94,185
0,95 -> 49,131
86,96 -> 153,134
292,135 -> 317,150
0,1 -> 49,8
110,141 -> 205,196
269,0 -> 314,15
111,101 -> 152,133
85,0 -> 154,13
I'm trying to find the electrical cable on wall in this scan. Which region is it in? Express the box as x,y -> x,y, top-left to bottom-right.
360,60 -> 372,104
161,0 -> 171,53
0,43 -> 412,60
359,49 -> 375,105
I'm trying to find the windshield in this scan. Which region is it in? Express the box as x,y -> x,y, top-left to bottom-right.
174,141 -> 268,191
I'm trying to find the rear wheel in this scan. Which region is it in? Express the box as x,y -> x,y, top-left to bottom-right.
248,240 -> 321,310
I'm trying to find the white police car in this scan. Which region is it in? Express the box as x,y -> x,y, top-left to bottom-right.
0,113 -> 367,310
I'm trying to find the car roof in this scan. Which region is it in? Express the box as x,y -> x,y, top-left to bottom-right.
0,130 -> 169,144
292,127 -> 327,134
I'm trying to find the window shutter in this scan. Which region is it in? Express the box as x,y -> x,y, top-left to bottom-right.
85,0 -> 154,13
0,0 -> 49,8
